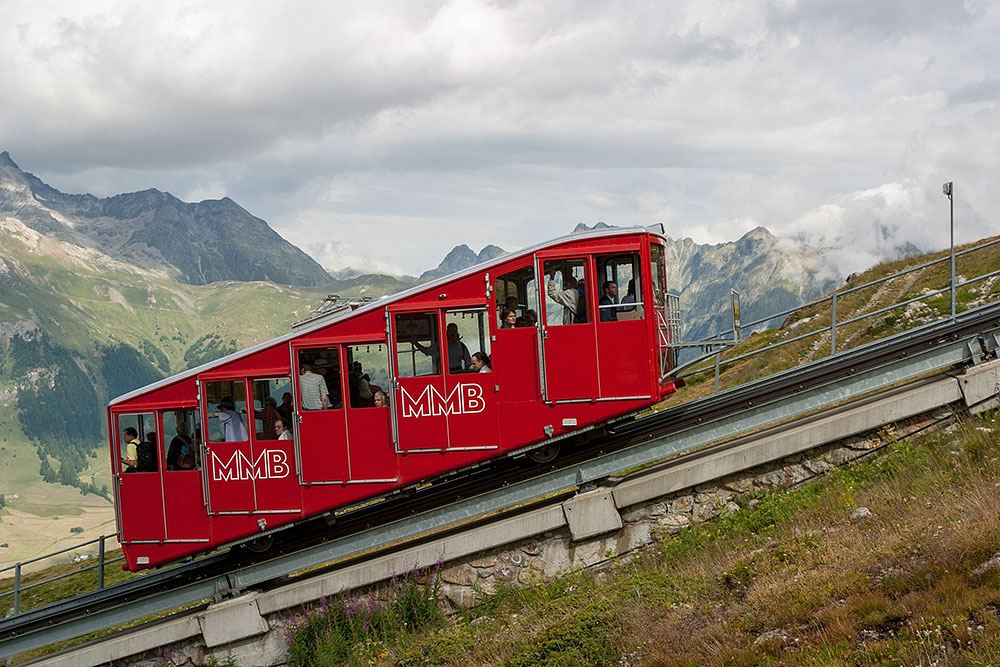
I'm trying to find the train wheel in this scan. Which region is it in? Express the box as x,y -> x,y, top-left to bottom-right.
528,442 -> 560,464
244,535 -> 274,554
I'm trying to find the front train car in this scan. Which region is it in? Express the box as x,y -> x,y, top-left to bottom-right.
107,226 -> 682,570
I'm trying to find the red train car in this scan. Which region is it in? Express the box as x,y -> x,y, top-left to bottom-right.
108,227 -> 680,570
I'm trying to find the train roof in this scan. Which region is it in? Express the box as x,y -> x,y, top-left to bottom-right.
109,224 -> 664,406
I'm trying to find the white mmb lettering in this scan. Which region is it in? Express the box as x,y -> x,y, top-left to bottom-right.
399,383 -> 486,418
211,449 -> 291,481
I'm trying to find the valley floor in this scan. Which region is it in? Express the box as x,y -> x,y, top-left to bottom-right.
0,481 -> 115,574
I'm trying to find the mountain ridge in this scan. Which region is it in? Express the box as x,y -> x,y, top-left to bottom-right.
0,152 -> 333,287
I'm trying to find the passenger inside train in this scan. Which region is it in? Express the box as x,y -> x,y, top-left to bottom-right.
120,426 -> 139,471
471,351 -> 491,373
545,258 -> 589,325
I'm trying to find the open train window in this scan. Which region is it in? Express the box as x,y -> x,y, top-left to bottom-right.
346,344 -> 390,408
543,258 -> 589,325
163,409 -> 201,471
494,265 -> 537,328
204,380 -> 249,443
445,309 -> 491,373
395,311 -> 441,378
296,347 -> 342,410
116,412 -> 156,473
595,252 -> 644,322
252,377 -> 293,439
650,243 -> 666,308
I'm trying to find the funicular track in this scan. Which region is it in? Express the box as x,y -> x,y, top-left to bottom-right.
4,301 -> 1000,662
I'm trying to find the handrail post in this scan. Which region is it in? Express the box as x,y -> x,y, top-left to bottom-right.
731,289 -> 742,344
950,186 -> 956,319
945,181 -> 956,319
13,563 -> 20,615
714,352 -> 721,394
98,535 -> 106,590
831,293 -> 838,356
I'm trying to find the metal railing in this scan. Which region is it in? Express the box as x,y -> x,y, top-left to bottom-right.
656,292 -> 683,381
671,236 -> 1000,392
0,535 -> 123,616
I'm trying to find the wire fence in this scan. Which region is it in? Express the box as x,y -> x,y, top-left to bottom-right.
671,236 -> 1000,393
0,534 -> 123,616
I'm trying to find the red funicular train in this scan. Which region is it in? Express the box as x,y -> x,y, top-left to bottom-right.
108,227 -> 681,570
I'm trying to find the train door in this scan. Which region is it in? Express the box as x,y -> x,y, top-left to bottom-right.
291,345 -> 350,483
391,309 -> 449,452
161,408 -> 209,541
114,411 -> 165,542
443,309 -> 498,450
594,251 -> 652,399
344,344 -> 397,481
649,242 -> 674,375
203,380 -> 253,514
248,377 -> 300,511
492,265 -> 541,402
538,255 -> 599,402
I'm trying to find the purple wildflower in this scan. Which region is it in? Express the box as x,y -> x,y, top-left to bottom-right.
341,598 -> 359,617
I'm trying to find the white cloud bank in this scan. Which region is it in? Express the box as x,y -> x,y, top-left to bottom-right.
1,0 -> 997,276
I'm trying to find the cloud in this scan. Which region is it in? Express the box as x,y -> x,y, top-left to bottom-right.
949,78 -> 1000,106
1,0 -> 998,275
763,0 -> 980,37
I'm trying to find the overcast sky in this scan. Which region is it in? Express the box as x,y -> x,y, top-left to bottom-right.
1,0 -> 998,277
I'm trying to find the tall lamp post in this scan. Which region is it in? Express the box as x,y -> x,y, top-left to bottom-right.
943,181 -> 955,319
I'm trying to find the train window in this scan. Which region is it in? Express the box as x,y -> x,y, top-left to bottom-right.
650,243 -> 666,308
595,253 -> 644,322
252,378 -> 293,440
346,344 -> 391,408
445,309 -> 491,373
164,409 -> 201,471
204,380 -> 249,443
494,265 -> 537,328
297,347 -> 343,410
116,412 -> 156,473
395,311 -> 441,378
543,258 -> 589,326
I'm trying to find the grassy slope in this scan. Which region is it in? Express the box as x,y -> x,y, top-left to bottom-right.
343,412 -> 1000,667
280,237 -> 1000,665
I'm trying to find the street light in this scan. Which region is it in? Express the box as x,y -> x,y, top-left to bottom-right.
943,182 -> 954,319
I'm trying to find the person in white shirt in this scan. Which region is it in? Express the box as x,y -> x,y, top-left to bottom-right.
546,272 -> 581,325
298,363 -> 329,410
213,399 -> 248,442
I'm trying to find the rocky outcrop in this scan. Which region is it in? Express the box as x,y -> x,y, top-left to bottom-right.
419,243 -> 509,281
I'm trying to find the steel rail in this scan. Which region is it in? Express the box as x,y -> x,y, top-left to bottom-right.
615,300 -> 1000,441
4,302 -> 1000,661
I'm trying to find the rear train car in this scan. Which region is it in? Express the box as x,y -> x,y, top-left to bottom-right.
108,226 -> 681,570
